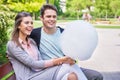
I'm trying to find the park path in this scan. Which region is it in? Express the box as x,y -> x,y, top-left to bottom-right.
57,22 -> 120,80
78,29 -> 120,80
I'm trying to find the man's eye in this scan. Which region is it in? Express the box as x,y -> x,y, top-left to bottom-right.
46,15 -> 56,18
47,16 -> 51,18
31,22 -> 33,24
53,16 -> 56,18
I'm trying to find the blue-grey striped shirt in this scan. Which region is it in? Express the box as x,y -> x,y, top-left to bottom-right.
40,28 -> 64,60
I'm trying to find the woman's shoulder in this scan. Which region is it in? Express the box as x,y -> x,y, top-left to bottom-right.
7,40 -> 16,47
7,40 -> 15,45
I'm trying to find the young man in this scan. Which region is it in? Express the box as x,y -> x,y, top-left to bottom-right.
30,4 -> 103,80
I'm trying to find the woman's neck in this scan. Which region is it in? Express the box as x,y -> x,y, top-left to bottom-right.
19,33 -> 27,42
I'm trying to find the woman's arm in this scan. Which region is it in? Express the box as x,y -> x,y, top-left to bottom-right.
7,41 -> 75,69
52,56 -> 76,66
7,41 -> 46,69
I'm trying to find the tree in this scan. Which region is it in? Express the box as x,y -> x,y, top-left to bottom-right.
7,0 -> 46,19
94,0 -> 112,20
83,0 -> 94,11
54,0 -> 63,15
109,0 -> 120,18
47,0 -> 63,15
67,0 -> 93,19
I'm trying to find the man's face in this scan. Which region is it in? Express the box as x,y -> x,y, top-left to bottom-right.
41,9 -> 57,29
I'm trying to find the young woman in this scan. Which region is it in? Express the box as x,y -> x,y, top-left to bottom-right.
6,12 -> 79,80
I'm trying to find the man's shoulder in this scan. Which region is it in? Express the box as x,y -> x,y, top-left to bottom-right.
30,27 -> 42,37
57,26 -> 64,33
31,27 -> 42,34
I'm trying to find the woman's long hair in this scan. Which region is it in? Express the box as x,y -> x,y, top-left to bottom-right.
11,12 -> 32,47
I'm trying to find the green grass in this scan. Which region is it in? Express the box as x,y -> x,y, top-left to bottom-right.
95,25 -> 120,29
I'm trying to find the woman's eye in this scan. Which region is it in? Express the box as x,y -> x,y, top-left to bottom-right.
25,21 -> 29,24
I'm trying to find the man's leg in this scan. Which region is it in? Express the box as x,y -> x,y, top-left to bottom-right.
68,72 -> 78,80
81,68 -> 103,80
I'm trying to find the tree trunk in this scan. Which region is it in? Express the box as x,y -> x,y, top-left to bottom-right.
105,10 -> 107,20
114,13 -> 117,19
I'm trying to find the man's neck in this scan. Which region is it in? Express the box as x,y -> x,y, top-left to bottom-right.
43,27 -> 57,34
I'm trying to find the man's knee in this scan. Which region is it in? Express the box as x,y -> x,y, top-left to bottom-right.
88,73 -> 103,80
81,68 -> 103,80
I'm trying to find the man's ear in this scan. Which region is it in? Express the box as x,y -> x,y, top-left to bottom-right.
40,16 -> 43,21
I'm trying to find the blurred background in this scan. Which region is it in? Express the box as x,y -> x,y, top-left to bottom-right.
0,0 -> 120,79
0,0 -> 120,80
0,0 -> 120,64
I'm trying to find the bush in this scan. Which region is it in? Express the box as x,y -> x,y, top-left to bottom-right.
0,11 -> 15,64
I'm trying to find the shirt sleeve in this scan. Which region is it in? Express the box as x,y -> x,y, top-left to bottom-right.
44,59 -> 54,67
7,41 -> 46,69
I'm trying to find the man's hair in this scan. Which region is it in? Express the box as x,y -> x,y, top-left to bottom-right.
40,4 -> 58,17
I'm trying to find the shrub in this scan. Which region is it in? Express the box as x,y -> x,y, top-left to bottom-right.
0,11 -> 15,64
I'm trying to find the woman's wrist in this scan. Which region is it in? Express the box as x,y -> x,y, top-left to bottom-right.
44,59 -> 54,67
53,57 -> 67,66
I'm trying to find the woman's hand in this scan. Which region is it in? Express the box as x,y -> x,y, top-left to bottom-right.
53,56 -> 75,66
64,56 -> 76,65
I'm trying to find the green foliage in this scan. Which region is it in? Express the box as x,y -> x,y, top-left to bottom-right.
109,0 -> 120,18
54,0 -> 63,15
0,5 -> 15,64
48,0 -> 63,15
94,0 -> 112,19
66,0 -> 120,19
49,0 -> 54,4
61,11 -> 82,20
1,0 -> 120,20
6,0 -> 46,20
8,1 -> 45,13
67,0 -> 84,12
66,0 -> 93,19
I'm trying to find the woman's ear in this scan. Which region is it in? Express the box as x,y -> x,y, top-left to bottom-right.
18,26 -> 20,29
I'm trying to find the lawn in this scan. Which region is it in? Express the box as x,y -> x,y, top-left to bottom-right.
95,25 -> 120,29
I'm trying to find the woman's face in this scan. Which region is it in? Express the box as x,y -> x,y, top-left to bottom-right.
18,16 -> 33,36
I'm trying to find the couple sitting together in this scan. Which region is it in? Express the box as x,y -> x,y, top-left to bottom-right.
7,4 -> 103,80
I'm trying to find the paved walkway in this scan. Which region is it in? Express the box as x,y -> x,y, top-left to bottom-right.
57,22 -> 120,80
78,29 -> 120,80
